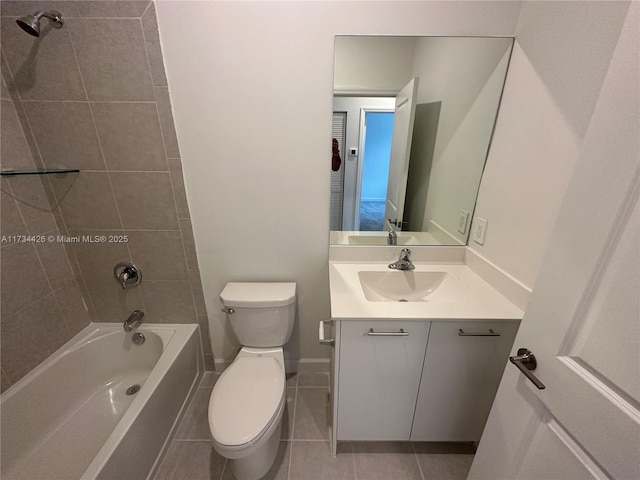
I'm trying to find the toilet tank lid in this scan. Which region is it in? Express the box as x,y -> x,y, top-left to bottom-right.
220,282 -> 296,308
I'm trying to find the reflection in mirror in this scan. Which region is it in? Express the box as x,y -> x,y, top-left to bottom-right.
329,36 -> 513,246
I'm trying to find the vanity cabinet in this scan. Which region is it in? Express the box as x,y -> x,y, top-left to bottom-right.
333,319 -> 518,443
410,320 -> 520,441
336,320 -> 431,440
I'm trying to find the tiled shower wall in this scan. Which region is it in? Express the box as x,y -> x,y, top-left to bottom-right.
1,77 -> 91,392
0,1 -> 213,392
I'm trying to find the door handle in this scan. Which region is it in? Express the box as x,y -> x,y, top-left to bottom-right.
509,348 -> 546,390
318,320 -> 334,346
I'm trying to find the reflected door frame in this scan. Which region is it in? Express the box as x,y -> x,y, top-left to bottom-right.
333,97 -> 395,231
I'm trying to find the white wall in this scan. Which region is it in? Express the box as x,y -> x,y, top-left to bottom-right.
410,37 -> 512,243
334,36 -> 415,94
156,0 -> 521,365
468,0 -> 631,289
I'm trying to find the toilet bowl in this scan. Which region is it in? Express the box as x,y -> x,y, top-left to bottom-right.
208,282 -> 296,480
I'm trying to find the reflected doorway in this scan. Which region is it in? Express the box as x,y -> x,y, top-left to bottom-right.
359,111 -> 394,230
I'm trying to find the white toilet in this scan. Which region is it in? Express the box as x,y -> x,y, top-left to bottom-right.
208,282 -> 296,480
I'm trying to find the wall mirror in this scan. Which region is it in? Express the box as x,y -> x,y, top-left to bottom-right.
329,36 -> 513,246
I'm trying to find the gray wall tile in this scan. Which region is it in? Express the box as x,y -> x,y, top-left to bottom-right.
68,18 -> 154,101
203,354 -> 215,371
67,229 -> 130,281
7,175 -> 57,234
0,0 -> 207,387
0,2 -> 81,17
127,230 -> 188,280
0,242 -> 51,318
141,280 -> 196,323
197,314 -> 212,356
1,368 -> 11,393
168,159 -> 190,218
57,172 -> 122,229
91,102 -> 166,171
111,172 -> 178,230
154,87 -> 179,157
0,295 -> 68,382
23,101 -> 106,170
189,269 -> 207,316
179,218 -> 198,271
1,19 -> 86,101
1,75 -> 10,99
53,281 -> 91,333
34,232 -> 75,289
85,278 -> 144,322
143,5 -> 167,86
1,183 -> 28,241
71,1 -> 150,18
1,99 -> 35,170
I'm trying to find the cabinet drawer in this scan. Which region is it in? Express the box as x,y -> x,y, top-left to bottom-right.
410,321 -> 519,441
337,320 -> 430,440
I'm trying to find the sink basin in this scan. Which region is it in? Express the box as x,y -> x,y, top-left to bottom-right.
348,235 -> 418,245
358,271 -> 448,302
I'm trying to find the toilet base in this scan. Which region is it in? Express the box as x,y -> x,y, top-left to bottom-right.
228,419 -> 282,480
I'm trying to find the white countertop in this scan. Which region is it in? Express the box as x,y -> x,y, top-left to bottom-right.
329,261 -> 524,321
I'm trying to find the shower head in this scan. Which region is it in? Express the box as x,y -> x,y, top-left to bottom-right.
16,10 -> 64,37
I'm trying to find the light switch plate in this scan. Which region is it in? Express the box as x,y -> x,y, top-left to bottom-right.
473,217 -> 488,245
457,209 -> 470,234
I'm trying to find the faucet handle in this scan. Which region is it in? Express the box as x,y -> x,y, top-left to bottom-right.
114,262 -> 142,289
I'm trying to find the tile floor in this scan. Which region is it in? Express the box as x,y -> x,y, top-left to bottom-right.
153,372 -> 475,480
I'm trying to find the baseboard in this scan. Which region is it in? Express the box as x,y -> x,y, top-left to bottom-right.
214,357 -> 330,373
287,358 -> 330,373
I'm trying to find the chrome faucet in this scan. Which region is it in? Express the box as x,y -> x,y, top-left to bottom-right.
123,309 -> 144,332
388,248 -> 415,270
387,228 -> 397,245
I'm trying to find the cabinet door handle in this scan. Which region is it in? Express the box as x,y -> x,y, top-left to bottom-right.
367,328 -> 408,336
458,328 -> 500,336
319,320 -> 334,346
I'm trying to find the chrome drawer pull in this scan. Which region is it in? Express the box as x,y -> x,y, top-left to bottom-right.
458,328 -> 500,336
367,328 -> 408,336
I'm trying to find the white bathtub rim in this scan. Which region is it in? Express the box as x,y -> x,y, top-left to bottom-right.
1,323 -> 182,403
80,323 -> 199,480
1,322 -> 199,480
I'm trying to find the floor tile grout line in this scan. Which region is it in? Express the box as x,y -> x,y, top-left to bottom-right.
286,383 -> 299,479
413,441 -> 427,480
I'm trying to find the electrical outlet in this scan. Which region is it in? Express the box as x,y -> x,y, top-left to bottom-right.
472,217 -> 488,245
457,209 -> 469,234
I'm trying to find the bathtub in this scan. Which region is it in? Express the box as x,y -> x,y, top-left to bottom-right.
1,323 -> 201,480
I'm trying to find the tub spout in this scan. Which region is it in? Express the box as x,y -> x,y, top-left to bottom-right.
124,309 -> 144,332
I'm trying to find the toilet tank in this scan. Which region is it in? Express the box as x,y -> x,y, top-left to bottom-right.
220,282 -> 296,348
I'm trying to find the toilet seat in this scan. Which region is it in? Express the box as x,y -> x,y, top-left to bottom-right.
208,356 -> 285,450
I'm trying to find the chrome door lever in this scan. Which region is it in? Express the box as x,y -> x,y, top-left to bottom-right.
509,348 -> 546,390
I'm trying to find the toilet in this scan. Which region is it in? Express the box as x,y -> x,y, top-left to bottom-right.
208,282 -> 296,480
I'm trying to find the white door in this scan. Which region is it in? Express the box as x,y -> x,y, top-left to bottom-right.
470,6 -> 639,480
384,78 -> 419,230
